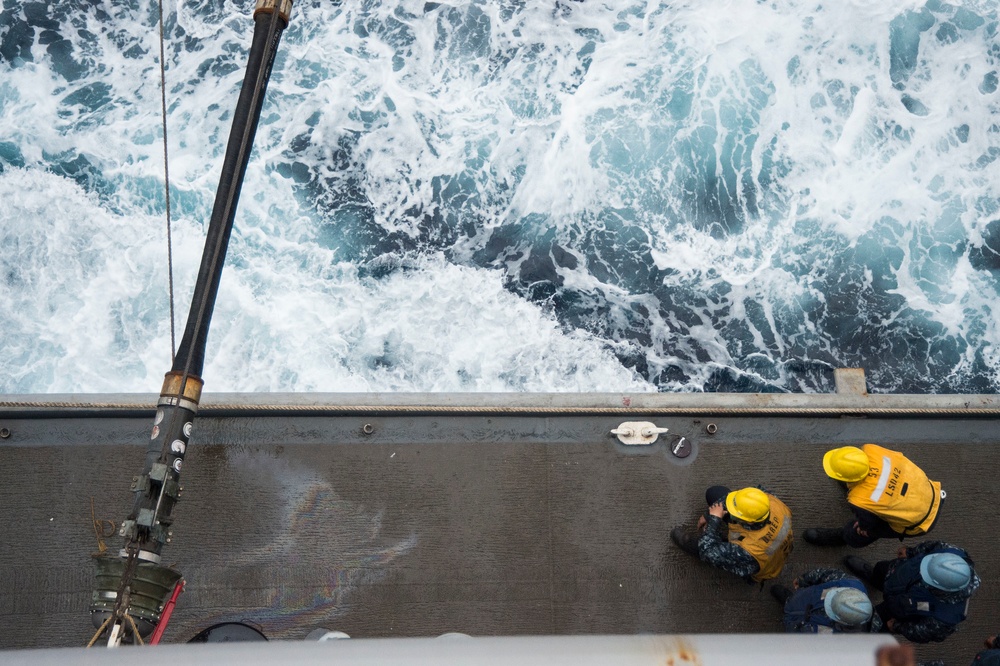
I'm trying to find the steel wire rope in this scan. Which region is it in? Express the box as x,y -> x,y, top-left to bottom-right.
152,4 -> 287,533
95,1 -> 179,646
157,0 -> 176,362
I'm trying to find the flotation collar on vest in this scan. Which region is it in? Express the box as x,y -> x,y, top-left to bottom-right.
846,444 -> 943,536
728,493 -> 793,582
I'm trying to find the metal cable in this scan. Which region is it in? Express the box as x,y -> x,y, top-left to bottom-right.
158,0 -> 176,362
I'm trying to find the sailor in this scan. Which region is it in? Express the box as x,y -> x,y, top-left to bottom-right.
971,634 -> 1000,665
769,567 -> 881,634
844,541 -> 980,643
804,444 -> 945,547
670,485 -> 793,583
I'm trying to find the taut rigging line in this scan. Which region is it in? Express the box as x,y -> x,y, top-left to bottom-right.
157,0 -> 177,363
87,0 -> 295,647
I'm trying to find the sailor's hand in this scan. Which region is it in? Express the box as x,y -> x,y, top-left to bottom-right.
875,644 -> 913,666
697,515 -> 707,531
897,546 -> 908,559
886,619 -> 896,632
708,503 -> 726,519
792,578 -> 800,590
853,522 -> 869,537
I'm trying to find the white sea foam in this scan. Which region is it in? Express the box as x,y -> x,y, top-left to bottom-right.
0,166 -> 648,393
1,0 -> 999,393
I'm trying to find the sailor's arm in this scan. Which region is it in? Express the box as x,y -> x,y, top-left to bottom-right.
888,616 -> 953,643
904,540 -> 951,559
698,513 -> 760,580
796,568 -> 849,588
850,506 -> 887,535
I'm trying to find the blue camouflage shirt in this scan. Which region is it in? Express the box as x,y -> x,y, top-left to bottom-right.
786,568 -> 884,633
698,514 -> 759,581
883,541 -> 981,644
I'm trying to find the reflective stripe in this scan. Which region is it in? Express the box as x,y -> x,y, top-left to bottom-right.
849,445 -> 941,535
869,456 -> 892,502
765,519 -> 792,557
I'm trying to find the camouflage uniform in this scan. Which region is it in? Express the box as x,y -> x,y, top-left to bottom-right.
873,540 -> 981,643
782,568 -> 883,633
698,513 -> 761,581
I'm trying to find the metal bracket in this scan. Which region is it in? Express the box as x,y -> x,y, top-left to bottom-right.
148,463 -> 169,482
611,421 -> 669,445
834,368 -> 868,396
137,508 -> 157,528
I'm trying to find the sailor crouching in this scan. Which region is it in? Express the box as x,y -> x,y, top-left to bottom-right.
671,485 -> 794,584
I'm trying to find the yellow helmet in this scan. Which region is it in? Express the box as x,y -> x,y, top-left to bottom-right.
823,446 -> 870,482
725,488 -> 770,523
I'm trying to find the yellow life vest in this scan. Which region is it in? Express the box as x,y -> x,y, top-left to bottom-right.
846,444 -> 943,536
728,493 -> 793,582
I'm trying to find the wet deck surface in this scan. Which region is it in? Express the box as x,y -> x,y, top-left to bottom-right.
1,409 -> 996,664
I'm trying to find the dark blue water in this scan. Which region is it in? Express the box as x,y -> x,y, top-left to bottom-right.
2,0 -> 1000,394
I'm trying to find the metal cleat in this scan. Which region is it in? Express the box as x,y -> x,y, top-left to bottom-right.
611,421 -> 669,445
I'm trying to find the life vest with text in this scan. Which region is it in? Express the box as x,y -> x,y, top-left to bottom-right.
728,493 -> 793,582
846,444 -> 943,536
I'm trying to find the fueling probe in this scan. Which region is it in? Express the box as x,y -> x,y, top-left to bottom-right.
88,0 -> 294,647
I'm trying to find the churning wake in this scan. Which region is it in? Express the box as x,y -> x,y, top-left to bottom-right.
2,0 -> 999,394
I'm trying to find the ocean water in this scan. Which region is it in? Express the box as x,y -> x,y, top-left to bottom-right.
1,0 -> 999,394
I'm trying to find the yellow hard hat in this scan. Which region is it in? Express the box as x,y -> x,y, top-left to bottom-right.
726,487 -> 770,523
822,446 -> 870,482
